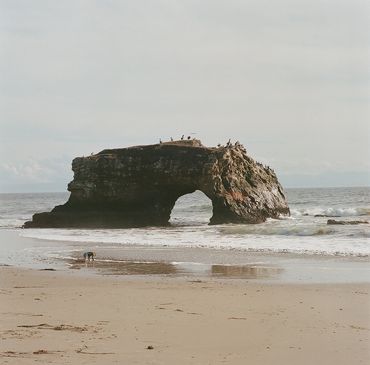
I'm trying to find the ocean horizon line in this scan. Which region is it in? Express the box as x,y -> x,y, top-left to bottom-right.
0,185 -> 369,195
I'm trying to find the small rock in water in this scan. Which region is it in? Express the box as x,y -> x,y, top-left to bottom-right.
147,345 -> 154,350
327,219 -> 369,225
314,214 -> 340,218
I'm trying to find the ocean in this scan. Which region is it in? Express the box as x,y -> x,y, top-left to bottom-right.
0,187 -> 369,279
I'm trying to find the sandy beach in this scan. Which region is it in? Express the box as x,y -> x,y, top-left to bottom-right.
1,266 -> 369,365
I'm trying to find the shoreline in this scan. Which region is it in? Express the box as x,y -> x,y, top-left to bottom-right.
1,266 -> 369,364
1,229 -> 370,284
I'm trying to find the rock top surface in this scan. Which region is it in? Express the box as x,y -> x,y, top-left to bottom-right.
24,139 -> 290,228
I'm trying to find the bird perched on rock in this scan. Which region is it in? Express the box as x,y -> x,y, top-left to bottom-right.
181,135 -> 184,140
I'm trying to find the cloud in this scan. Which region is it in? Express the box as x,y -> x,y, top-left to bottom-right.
0,157 -> 72,191
0,0 -> 369,190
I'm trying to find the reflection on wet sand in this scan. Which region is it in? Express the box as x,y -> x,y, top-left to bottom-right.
67,257 -> 284,279
69,259 -> 177,275
211,265 -> 283,279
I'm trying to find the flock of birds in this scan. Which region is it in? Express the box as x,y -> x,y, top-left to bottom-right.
159,135 -> 192,143
159,136 -> 245,150
158,136 -> 274,172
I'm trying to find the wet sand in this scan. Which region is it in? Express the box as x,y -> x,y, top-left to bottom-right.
1,229 -> 370,283
64,248 -> 370,283
1,266 -> 369,365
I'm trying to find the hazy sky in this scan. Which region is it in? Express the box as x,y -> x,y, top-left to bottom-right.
1,0 -> 369,192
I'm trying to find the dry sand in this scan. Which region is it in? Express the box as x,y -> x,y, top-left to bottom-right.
0,266 -> 369,364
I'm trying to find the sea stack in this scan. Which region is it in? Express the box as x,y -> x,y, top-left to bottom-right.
24,139 -> 290,228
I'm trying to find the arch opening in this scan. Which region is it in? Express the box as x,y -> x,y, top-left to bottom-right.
169,190 -> 213,226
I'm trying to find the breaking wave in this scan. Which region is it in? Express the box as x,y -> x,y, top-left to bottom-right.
291,206 -> 370,218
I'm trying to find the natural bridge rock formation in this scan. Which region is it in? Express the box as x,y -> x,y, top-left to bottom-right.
24,140 -> 290,228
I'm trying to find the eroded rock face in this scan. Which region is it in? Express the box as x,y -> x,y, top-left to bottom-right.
24,140 -> 290,228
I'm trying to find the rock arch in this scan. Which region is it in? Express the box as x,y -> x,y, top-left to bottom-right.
24,140 -> 290,228
169,190 -> 213,225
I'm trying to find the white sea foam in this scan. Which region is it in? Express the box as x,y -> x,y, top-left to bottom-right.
291,206 -> 370,217
19,223 -> 370,257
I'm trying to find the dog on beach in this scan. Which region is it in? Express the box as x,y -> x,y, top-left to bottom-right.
83,251 -> 96,262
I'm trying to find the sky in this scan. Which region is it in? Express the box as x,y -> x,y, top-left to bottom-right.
0,0 -> 369,192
